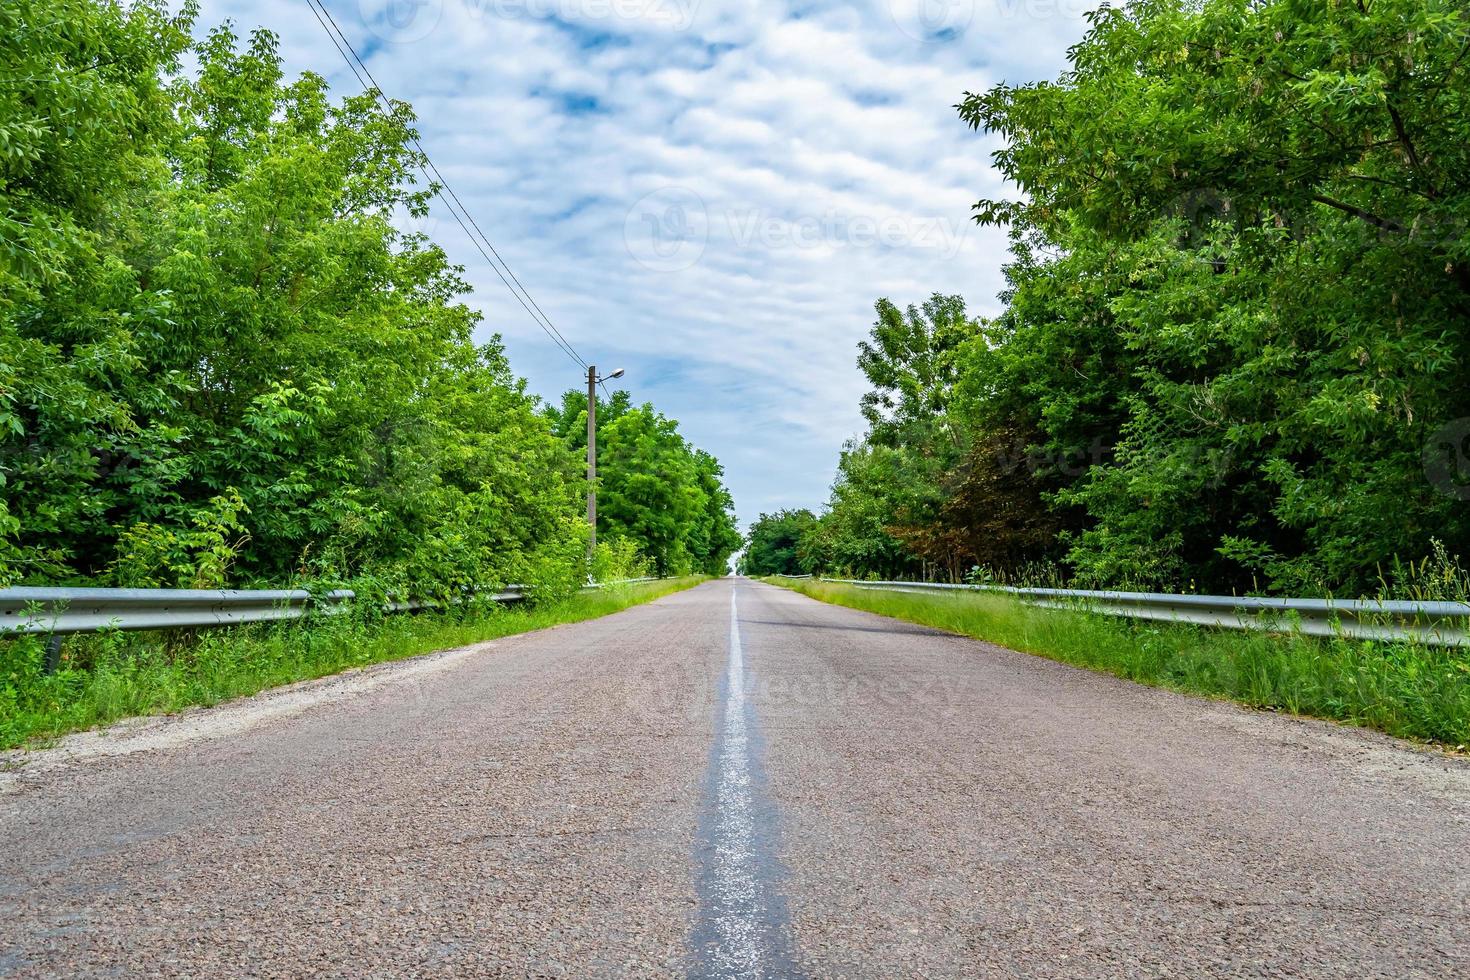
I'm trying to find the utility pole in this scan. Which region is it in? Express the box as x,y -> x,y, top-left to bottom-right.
583,365 -> 624,563
586,365 -> 598,558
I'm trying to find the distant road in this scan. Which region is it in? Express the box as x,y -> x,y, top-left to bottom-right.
2,579 -> 1467,977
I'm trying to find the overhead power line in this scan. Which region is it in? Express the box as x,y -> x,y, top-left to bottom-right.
302,0 -> 589,372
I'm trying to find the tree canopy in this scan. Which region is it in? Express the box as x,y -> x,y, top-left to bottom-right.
543,392 -> 741,577
740,509 -> 819,577
793,0 -> 1470,595
1,1 -> 737,595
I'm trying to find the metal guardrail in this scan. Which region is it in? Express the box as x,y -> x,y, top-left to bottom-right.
0,577 -> 662,639
0,586 -> 525,637
0,577 -> 664,672
808,578 -> 1470,647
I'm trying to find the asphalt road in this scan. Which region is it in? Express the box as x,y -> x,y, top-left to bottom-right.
2,578 -> 1468,978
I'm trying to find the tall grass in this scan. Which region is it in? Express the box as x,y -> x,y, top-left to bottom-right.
769,578 -> 1470,747
1,578 -> 702,750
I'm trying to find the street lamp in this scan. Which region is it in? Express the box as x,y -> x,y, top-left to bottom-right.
586,366 -> 625,556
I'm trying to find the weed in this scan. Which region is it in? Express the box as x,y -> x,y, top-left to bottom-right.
0,578 -> 702,749
769,578 -> 1470,746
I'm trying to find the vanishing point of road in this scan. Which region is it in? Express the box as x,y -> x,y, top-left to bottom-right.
2,578 -> 1468,977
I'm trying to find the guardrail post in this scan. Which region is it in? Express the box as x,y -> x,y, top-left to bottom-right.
43,635 -> 63,675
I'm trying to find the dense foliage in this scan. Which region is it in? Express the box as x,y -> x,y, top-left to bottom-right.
783,578 -> 1470,745
740,509 -> 819,576
1,577 -> 698,749
0,0 -> 736,596
795,0 -> 1470,595
544,391 -> 741,576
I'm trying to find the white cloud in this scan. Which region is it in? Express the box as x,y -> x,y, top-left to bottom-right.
196,0 -> 1103,525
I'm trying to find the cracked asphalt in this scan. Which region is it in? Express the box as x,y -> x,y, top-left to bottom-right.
2,578 -> 1468,978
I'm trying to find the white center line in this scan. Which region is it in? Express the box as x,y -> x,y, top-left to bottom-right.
689,585 -> 802,978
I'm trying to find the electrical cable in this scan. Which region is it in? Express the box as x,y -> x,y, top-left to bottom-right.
303,0 -> 590,371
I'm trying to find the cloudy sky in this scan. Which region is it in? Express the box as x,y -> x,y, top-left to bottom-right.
198,0 -> 1102,528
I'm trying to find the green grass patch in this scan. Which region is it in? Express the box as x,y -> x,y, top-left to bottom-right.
1,577 -> 703,750
767,578 -> 1470,747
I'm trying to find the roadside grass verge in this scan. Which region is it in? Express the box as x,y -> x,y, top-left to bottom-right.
766,578 -> 1470,747
1,577 -> 703,750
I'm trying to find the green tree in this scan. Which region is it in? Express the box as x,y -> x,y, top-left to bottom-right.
806,442 -> 923,580
955,0 -> 1470,592
2,8 -> 589,598
543,393 -> 740,577
0,0 -> 195,585
858,294 -> 971,449
808,294 -> 1016,580
742,509 -> 819,576
690,450 -> 743,576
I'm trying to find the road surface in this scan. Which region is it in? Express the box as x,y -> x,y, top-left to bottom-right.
2,578 -> 1468,977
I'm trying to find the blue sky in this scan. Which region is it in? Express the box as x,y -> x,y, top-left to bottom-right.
199,0 -> 1103,529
